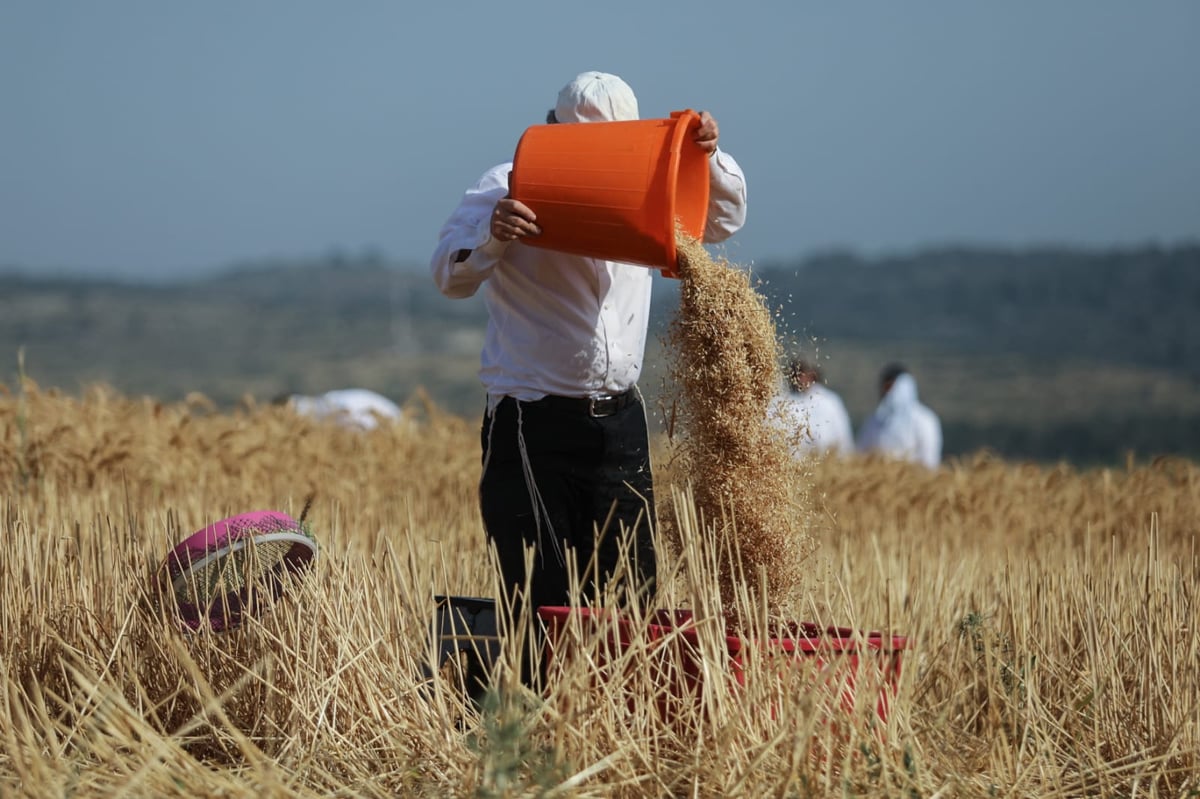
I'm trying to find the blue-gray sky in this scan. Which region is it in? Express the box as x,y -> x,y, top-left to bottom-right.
2,1 -> 1198,279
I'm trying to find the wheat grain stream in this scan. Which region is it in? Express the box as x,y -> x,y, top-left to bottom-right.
666,233 -> 814,613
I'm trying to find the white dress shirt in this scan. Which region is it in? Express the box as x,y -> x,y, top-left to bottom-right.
770,382 -> 855,457
431,149 -> 747,408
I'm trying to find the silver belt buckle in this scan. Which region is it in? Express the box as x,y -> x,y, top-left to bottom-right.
588,394 -> 618,417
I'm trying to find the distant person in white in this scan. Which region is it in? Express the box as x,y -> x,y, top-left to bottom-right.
770,358 -> 854,458
286,389 -> 402,431
856,364 -> 942,468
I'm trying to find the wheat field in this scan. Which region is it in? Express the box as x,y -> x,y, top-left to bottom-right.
2,381 -> 1198,797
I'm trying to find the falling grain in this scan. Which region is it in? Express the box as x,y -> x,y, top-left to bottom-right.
665,233 -> 815,612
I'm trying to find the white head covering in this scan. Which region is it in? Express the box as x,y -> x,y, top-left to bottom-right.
877,373 -> 919,418
857,373 -> 920,459
553,71 -> 639,123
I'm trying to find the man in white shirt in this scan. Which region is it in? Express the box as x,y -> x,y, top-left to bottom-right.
770,359 -> 855,458
856,363 -> 943,469
430,71 -> 747,681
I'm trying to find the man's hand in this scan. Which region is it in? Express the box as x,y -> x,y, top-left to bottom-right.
490,197 -> 541,242
693,111 -> 720,155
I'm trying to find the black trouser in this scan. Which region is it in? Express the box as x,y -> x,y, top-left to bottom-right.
479,390 -> 658,686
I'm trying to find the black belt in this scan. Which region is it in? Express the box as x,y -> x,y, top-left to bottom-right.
533,389 -> 637,418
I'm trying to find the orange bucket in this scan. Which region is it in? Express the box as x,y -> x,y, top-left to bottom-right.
509,109 -> 710,278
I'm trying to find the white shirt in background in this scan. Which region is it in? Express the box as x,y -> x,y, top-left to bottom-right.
430,150 -> 748,410
770,382 -> 855,458
289,389 -> 402,431
856,373 -> 943,468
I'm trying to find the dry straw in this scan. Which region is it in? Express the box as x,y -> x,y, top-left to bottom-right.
664,233 -> 815,615
3,380 -> 1200,795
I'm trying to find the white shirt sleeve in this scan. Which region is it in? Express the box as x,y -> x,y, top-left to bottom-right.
704,148 -> 748,244
430,163 -> 514,299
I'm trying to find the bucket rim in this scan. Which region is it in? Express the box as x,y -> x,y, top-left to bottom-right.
661,109 -> 702,278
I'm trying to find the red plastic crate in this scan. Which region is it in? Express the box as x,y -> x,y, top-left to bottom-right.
536,606 -> 906,722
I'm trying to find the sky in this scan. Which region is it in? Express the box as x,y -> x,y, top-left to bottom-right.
2,1 -> 1198,280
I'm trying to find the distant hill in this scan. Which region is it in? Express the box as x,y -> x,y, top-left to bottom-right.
749,244 -> 1200,375
2,244 -> 1198,464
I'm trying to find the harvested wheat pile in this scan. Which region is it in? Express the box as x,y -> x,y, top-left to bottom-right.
665,234 -> 814,612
